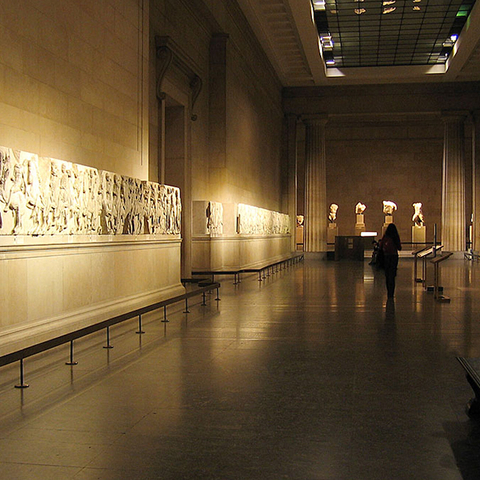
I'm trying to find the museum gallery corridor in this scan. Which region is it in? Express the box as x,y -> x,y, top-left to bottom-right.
0,258 -> 480,479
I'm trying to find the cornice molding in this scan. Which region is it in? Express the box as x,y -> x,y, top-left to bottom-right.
155,36 -> 203,121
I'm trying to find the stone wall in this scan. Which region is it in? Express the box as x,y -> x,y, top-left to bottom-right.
0,0 -> 149,179
192,201 -> 291,271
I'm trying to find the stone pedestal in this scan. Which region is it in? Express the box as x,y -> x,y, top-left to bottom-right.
296,225 -> 304,248
412,225 -> 426,244
327,223 -> 338,245
382,215 -> 394,236
355,214 -> 365,235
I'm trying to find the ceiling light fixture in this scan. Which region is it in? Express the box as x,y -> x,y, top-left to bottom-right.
323,50 -> 336,65
355,8 -> 366,14
383,6 -> 396,14
320,35 -> 334,49
312,0 -> 326,10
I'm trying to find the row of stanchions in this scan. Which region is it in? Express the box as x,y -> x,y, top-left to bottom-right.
8,283 -> 221,389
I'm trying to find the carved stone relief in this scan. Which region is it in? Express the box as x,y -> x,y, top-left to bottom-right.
237,204 -> 290,235
0,146 -> 181,236
206,201 -> 224,235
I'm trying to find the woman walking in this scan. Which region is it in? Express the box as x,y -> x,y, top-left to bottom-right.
379,223 -> 402,298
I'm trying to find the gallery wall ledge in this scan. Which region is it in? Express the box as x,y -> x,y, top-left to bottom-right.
0,238 -> 184,358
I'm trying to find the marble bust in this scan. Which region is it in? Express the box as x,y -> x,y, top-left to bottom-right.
355,202 -> 366,214
383,201 -> 397,216
328,203 -> 338,223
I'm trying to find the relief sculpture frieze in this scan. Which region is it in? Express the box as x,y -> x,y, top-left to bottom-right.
0,146 -> 181,236
237,204 -> 290,235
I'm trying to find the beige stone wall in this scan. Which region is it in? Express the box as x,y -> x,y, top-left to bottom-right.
0,1 -> 191,358
0,0 -> 149,179
288,83 -> 479,248
149,0 -> 285,211
0,237 -> 184,357
226,44 -> 283,210
326,116 -> 444,244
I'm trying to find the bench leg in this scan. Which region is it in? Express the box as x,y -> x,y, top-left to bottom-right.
466,374 -> 480,417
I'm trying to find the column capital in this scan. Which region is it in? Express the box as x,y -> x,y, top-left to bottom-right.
301,114 -> 328,127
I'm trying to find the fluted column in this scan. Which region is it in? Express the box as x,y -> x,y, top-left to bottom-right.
474,111 -> 480,251
304,115 -> 328,253
442,112 -> 467,251
285,114 -> 298,252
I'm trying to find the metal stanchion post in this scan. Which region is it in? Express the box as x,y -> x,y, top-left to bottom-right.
162,305 -> 169,322
66,340 -> 78,365
104,326 -> 113,349
15,359 -> 29,389
136,314 -> 145,334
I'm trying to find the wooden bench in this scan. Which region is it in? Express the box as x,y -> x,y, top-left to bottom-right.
457,357 -> 480,416
0,279 -> 220,389
242,253 -> 304,282
192,252 -> 304,284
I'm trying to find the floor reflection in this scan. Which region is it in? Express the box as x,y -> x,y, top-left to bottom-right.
0,257 -> 479,479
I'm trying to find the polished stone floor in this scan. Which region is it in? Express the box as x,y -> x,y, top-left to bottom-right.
1,257 -> 480,479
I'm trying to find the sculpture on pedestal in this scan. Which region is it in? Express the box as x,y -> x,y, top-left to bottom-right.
327,203 -> 338,244
355,202 -> 366,234
412,202 -> 424,226
382,201 -> 397,235
328,203 -> 338,223
411,202 -> 426,244
383,201 -> 397,216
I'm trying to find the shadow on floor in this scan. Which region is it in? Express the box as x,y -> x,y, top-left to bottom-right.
445,418 -> 480,480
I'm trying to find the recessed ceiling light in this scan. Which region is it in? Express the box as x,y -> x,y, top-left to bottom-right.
355,8 -> 366,14
383,1 -> 396,5
383,6 -> 396,14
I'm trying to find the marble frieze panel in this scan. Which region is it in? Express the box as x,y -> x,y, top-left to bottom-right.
237,203 -> 290,235
0,146 -> 181,237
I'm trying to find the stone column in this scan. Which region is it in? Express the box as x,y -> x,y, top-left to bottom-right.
473,111 -> 480,251
285,114 -> 298,252
303,115 -> 328,253
441,112 -> 467,252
